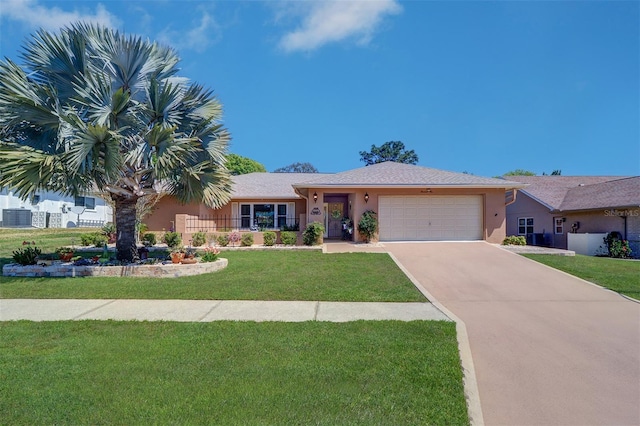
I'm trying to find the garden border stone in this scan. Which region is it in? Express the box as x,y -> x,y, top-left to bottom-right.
2,258 -> 228,278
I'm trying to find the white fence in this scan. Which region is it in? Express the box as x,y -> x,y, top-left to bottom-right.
567,233 -> 607,256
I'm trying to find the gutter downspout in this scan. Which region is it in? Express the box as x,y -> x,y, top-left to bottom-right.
294,188 -> 309,230
505,189 -> 518,207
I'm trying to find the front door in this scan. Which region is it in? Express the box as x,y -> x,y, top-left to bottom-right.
327,202 -> 344,239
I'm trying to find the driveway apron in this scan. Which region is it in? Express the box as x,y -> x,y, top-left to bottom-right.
386,242 -> 640,426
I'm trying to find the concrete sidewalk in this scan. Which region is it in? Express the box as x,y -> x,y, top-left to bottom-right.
0,299 -> 451,322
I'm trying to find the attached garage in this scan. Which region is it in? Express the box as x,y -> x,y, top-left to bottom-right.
379,195 -> 483,241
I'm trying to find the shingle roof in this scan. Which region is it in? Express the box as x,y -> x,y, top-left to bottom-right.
506,175 -> 637,211
294,161 -> 524,188
230,173 -> 331,199
559,177 -> 640,211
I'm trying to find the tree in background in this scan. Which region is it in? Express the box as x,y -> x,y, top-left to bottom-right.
274,162 -> 318,173
359,141 -> 418,166
542,170 -> 562,176
226,153 -> 266,175
0,23 -> 231,261
503,169 -> 537,176
503,169 -> 562,176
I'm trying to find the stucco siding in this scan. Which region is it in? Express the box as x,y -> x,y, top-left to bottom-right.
485,190 -> 507,243
306,187 -> 508,243
563,210 -> 638,255
627,214 -> 640,257
506,193 -> 554,236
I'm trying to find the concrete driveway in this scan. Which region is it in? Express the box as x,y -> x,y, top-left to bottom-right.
385,242 -> 640,426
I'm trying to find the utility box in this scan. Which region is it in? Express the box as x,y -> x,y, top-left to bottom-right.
2,209 -> 32,227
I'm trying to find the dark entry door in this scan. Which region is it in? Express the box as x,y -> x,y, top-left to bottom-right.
327,202 -> 343,239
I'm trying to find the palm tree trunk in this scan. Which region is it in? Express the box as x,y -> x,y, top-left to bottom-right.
113,195 -> 139,262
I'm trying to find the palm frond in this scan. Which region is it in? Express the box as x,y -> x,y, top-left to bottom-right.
0,142 -> 88,197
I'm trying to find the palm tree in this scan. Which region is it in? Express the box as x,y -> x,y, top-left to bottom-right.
0,23 -> 231,261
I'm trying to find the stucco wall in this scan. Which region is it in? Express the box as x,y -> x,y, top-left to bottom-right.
627,214 -> 640,257
305,187 -> 509,243
506,193 -> 553,236
485,190 -> 508,244
563,210 -> 637,253
144,197 -> 203,231
144,196 -> 306,238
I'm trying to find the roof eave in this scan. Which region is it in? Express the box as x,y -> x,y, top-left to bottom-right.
292,183 -> 527,190
230,195 -> 301,200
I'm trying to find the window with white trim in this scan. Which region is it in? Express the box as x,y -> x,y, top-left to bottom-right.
239,203 -> 293,230
518,217 -> 534,235
555,218 -> 564,234
75,196 -> 95,210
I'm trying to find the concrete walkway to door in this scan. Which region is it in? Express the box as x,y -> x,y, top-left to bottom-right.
382,242 -> 640,426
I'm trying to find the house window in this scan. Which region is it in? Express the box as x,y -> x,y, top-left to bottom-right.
239,203 -> 290,230
555,218 -> 564,234
277,204 -> 287,229
518,217 -> 534,235
240,204 -> 251,228
254,204 -> 274,229
75,196 -> 95,210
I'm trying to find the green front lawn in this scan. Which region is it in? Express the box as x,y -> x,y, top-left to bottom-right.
0,320 -> 468,425
524,254 -> 640,300
1,237 -> 425,301
0,227 -> 88,258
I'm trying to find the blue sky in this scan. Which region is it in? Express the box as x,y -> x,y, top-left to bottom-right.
1,0 -> 638,177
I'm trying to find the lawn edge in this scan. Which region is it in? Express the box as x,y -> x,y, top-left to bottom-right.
520,253 -> 640,304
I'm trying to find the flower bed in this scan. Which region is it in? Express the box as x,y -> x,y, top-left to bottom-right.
2,258 -> 228,279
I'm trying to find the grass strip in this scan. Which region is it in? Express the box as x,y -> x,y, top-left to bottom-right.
0,320 -> 468,425
523,254 -> 640,300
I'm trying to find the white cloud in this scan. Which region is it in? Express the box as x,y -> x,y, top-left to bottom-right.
277,0 -> 402,53
0,0 -> 120,31
157,10 -> 222,53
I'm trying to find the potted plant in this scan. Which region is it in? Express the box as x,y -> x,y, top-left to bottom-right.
170,247 -> 185,264
181,247 -> 198,264
56,247 -> 75,262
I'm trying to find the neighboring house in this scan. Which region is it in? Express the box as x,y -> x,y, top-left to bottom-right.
147,162 -> 525,244
505,176 -> 640,255
0,188 -> 113,228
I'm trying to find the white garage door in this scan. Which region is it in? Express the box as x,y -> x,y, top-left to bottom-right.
379,195 -> 483,241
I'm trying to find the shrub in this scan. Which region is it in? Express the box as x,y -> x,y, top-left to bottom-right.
102,222 -> 116,243
142,233 -> 157,246
136,222 -> 147,239
80,232 -> 106,247
200,247 -> 220,262
217,234 -> 229,247
241,233 -> 254,247
191,231 -> 207,247
263,231 -> 276,246
303,222 -> 325,246
228,231 -> 241,246
281,231 -> 297,246
163,231 -> 182,249
604,232 -> 632,259
80,233 -> 95,246
56,247 -> 74,255
92,234 -> 108,247
357,210 -> 378,243
502,235 -> 526,246
12,245 -> 41,265
281,223 -> 300,231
